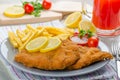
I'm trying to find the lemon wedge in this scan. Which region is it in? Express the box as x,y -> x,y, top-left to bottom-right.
40,37 -> 61,52
78,20 -> 96,33
26,37 -> 48,52
64,12 -> 82,28
4,6 -> 25,18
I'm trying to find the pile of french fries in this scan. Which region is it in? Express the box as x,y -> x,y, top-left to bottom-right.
8,24 -> 74,51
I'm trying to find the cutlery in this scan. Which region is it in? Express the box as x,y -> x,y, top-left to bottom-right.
111,40 -> 120,78
100,36 -> 120,78
100,36 -> 120,56
117,60 -> 120,78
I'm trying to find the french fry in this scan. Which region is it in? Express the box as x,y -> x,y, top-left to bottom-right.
8,31 -> 18,48
42,31 -> 53,37
45,26 -> 66,35
34,28 -> 45,37
37,26 -> 43,30
13,34 -> 23,47
27,24 -> 37,32
57,34 -> 70,40
8,25 -> 74,50
19,31 -> 37,50
9,31 -> 22,47
64,28 -> 74,35
24,28 -> 30,34
21,31 -> 32,42
16,29 -> 25,40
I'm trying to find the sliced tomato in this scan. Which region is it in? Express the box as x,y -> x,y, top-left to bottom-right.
87,36 -> 99,47
70,35 -> 88,46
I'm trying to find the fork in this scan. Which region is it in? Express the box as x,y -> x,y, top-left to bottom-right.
109,37 -> 120,78
100,36 -> 120,56
112,44 -> 120,78
111,41 -> 120,60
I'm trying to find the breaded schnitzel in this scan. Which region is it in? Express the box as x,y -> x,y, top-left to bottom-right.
15,40 -> 80,70
67,46 -> 113,70
15,40 -> 113,70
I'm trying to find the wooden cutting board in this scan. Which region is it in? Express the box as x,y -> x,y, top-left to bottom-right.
0,4 -> 62,26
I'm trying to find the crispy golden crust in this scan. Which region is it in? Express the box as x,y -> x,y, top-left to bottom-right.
67,47 -> 113,70
15,40 -> 113,70
15,40 -> 80,70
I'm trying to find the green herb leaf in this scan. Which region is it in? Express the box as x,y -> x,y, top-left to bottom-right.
78,29 -> 94,38
32,10 -> 41,17
78,30 -> 87,38
22,0 -> 43,17
87,30 -> 94,38
23,2 -> 29,6
30,1 -> 35,6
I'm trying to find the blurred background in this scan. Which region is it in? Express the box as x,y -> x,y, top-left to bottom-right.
0,0 -> 93,5
0,0 -> 40,4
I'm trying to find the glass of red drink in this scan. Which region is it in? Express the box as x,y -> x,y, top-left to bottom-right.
92,0 -> 120,36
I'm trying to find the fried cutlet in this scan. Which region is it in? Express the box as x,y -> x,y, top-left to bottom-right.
15,40 -> 113,70
14,40 -> 80,70
67,46 -> 113,70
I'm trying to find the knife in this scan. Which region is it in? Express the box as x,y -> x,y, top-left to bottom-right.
117,60 -> 120,78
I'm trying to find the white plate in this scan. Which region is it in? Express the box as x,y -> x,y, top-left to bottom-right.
51,0 -> 82,13
0,38 -> 110,77
50,0 -> 92,14
0,57 -> 17,80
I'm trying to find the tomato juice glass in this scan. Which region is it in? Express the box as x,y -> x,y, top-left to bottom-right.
92,0 -> 120,36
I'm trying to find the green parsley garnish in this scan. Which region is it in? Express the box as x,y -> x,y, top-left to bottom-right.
22,0 -> 43,17
78,30 -> 94,38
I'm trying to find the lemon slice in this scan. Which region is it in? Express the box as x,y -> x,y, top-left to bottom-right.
40,37 -> 61,52
26,37 -> 48,52
78,20 -> 96,33
56,34 -> 70,40
64,12 -> 82,28
4,6 -> 25,18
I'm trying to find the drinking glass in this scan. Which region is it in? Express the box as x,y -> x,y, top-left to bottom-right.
92,0 -> 120,36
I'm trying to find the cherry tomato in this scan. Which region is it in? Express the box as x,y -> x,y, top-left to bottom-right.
42,0 -> 52,10
87,36 -> 99,47
24,3 -> 34,14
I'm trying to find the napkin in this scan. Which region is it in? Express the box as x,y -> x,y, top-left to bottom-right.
0,20 -> 118,80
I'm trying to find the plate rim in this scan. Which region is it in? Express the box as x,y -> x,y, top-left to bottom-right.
0,38 -> 110,77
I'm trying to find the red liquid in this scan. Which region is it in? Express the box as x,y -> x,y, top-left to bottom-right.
92,0 -> 120,30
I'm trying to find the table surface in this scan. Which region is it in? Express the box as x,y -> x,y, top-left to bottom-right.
0,0 -> 119,80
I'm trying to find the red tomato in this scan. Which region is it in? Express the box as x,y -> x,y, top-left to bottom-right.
87,36 -> 99,47
42,0 -> 52,10
24,3 -> 34,14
